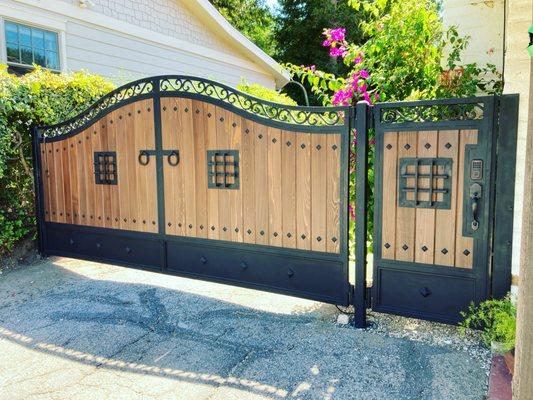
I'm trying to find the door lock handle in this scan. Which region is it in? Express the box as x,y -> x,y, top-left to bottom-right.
469,182 -> 482,231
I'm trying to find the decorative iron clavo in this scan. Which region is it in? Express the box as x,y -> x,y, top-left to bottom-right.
398,157 -> 453,209
207,150 -> 240,189
94,152 -> 117,185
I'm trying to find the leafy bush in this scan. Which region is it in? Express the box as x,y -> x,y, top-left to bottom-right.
460,295 -> 516,353
0,66 -> 114,256
237,81 -> 297,105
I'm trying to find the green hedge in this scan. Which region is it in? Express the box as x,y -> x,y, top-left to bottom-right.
0,66 -> 115,255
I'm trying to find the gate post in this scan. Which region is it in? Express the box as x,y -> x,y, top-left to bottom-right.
354,101 -> 370,328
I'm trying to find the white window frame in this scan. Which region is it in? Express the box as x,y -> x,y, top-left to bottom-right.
0,14 -> 67,72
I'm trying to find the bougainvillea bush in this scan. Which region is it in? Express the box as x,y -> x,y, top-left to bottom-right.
285,0 -> 502,254
0,66 -> 115,256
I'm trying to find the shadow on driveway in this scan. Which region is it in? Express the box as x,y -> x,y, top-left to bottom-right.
0,257 -> 488,400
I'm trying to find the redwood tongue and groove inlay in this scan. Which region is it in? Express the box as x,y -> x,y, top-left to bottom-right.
381,129 -> 478,268
42,97 -> 343,254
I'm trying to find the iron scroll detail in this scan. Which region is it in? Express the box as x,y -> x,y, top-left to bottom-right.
38,75 -> 348,140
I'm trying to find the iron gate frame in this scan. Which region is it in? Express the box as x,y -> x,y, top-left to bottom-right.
32,75 -> 370,328
370,95 -> 518,323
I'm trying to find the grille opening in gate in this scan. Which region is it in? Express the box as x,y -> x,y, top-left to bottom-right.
398,157 -> 452,209
94,151 -> 118,185
207,150 -> 240,189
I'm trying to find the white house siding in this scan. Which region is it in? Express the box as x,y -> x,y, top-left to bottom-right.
57,0 -> 235,53
0,0 -> 279,88
503,0 -> 532,288
64,21 -> 275,87
442,0 -> 505,72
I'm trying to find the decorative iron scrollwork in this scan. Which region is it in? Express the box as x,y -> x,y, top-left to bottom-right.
380,101 -> 484,124
41,80 -> 154,138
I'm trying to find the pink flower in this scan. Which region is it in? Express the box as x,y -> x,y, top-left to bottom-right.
373,93 -> 380,102
309,65 -> 316,72
354,55 -> 363,64
348,204 -> 356,220
329,27 -> 346,42
332,88 -> 353,106
369,138 -> 376,146
329,46 -> 346,58
322,39 -> 331,47
358,83 -> 367,93
363,91 -> 371,104
359,69 -> 369,79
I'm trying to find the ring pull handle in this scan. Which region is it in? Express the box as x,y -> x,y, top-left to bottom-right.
138,150 -> 150,166
167,150 -> 180,166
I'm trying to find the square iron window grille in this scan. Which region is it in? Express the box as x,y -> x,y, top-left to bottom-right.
398,157 -> 452,209
207,150 -> 240,189
94,151 -> 118,185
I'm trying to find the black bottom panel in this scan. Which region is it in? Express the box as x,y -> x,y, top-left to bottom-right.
44,223 -> 349,306
373,265 -> 476,324
166,241 -> 348,305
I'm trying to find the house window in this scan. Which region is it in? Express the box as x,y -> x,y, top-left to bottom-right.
4,20 -> 60,72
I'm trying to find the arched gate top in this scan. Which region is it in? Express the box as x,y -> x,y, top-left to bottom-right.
37,75 -> 350,140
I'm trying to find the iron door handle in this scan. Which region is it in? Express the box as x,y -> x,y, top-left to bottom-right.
138,150 -> 150,166
167,150 -> 180,166
469,182 -> 482,231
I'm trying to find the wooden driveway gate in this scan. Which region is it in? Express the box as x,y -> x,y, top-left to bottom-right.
33,76 -> 356,313
33,76 -> 518,327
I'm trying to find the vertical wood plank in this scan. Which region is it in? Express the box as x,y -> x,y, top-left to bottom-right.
395,131 -> 417,261
67,137 -> 79,224
143,100 -> 158,233
311,134 -> 327,252
381,131 -> 398,259
228,113 -> 243,242
434,130 -> 460,266
115,108 -> 129,230
414,131 -> 438,264
267,127 -> 282,247
60,139 -> 72,224
193,100 -> 208,239
205,103 -> 219,240
132,102 -> 148,233
326,133 -> 341,253
92,121 -> 105,227
455,129 -> 478,268
41,143 -> 51,221
161,98 -> 177,235
241,118 -> 255,244
53,141 -> 65,223
254,122 -> 269,245
281,130 -> 297,249
181,99 -> 197,237
106,110 -> 120,229
296,132 -> 311,250
75,130 -> 87,226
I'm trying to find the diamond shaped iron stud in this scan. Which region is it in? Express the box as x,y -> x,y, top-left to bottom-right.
404,144 -> 411,150
402,244 -> 409,251
287,233 -> 292,238
316,145 -> 321,150
258,134 -> 263,139
273,232 -> 278,237
332,237 -> 337,243
286,141 -> 292,146
463,249 -> 471,256
424,143 -> 431,149
332,144 -> 338,150
441,248 -> 448,254
445,143 -> 452,149
301,234 -> 306,239
301,143 -> 306,149
272,138 -> 277,143
386,144 -> 393,150
316,236 -> 322,242
260,230 -> 265,236
421,245 -> 428,252
247,229 -> 252,234
384,243 -> 391,249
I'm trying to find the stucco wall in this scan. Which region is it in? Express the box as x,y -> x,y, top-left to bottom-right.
442,0 -> 505,72
503,0 -> 533,285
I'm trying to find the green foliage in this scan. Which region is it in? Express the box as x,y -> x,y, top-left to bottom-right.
210,0 -> 277,56
0,66 -> 114,255
275,0 -> 365,104
237,81 -> 297,105
460,295 -> 517,353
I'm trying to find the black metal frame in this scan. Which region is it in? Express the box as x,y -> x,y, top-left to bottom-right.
371,95 -> 517,324
33,75 -> 367,326
207,150 -> 240,189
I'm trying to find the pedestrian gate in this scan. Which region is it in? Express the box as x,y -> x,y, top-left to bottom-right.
33,76 -> 517,327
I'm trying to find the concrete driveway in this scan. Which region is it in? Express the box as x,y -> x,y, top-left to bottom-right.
0,257 -> 489,400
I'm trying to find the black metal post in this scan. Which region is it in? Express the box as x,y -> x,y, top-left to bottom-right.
31,126 -> 46,256
492,94 -> 519,298
354,101 -> 369,328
